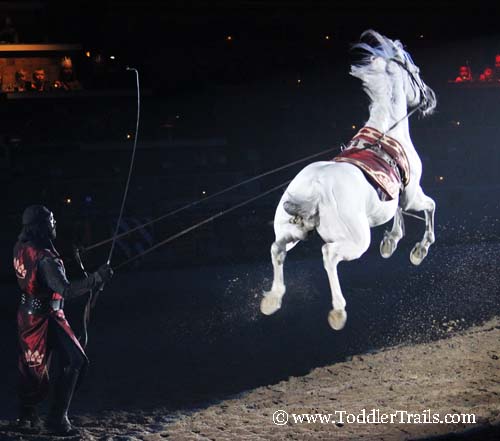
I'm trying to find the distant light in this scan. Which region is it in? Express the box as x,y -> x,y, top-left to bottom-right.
226,35 -> 233,41
110,55 -> 116,60
352,124 -> 356,129
85,51 -> 91,58
437,176 -> 445,182
175,115 -> 180,119
202,190 -> 207,195
419,34 -> 424,39
325,35 -> 330,40
65,197 -> 72,204
297,79 -> 301,84
456,121 -> 461,126
126,133 -> 133,139
85,196 -> 92,203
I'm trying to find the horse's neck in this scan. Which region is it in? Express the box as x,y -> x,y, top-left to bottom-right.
365,102 -> 411,145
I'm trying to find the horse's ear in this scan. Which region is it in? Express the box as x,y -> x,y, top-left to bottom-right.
392,41 -> 405,60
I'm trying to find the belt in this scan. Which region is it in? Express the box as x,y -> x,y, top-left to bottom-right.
20,293 -> 64,315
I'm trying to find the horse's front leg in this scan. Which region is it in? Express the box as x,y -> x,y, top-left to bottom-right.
260,240 -> 288,315
380,207 -> 405,258
406,187 -> 436,265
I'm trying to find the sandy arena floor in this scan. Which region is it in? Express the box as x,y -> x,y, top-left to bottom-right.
1,317 -> 499,441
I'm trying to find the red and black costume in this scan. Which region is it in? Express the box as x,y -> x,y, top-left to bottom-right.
13,205 -> 112,434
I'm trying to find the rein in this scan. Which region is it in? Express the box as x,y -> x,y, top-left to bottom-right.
370,95 -> 426,222
349,58 -> 427,221
355,101 -> 424,154
76,57 -> 427,277
383,101 -> 425,137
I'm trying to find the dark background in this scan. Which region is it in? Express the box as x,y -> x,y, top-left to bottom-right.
2,0 -> 499,270
1,1 -> 499,436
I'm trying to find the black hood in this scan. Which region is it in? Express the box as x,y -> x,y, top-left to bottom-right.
22,205 -> 51,225
18,205 -> 56,246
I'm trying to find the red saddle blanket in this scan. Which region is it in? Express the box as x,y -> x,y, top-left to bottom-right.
333,127 -> 410,200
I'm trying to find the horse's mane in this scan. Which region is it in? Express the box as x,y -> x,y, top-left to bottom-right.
351,30 -> 436,116
353,30 -> 404,63
350,32 -> 397,121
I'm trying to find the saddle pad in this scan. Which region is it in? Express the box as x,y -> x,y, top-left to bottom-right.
333,127 -> 410,200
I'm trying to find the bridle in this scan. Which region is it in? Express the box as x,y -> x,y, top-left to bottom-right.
389,56 -> 428,110
360,55 -> 427,142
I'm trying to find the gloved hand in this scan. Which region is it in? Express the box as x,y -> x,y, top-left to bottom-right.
95,263 -> 114,284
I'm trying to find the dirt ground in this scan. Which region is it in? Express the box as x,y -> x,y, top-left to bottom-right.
1,316 -> 499,441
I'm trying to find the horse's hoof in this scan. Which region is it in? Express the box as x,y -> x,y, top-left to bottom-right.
328,309 -> 347,330
380,235 -> 396,258
260,293 -> 282,315
410,243 -> 427,266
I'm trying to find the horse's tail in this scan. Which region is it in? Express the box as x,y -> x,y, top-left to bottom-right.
282,181 -> 320,231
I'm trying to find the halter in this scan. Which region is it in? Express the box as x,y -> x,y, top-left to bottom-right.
366,56 -> 427,142
389,57 -> 428,110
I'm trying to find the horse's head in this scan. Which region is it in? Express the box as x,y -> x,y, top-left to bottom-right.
350,30 -> 436,117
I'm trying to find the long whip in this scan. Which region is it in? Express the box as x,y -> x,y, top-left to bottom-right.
78,67 -> 141,346
107,67 -> 141,265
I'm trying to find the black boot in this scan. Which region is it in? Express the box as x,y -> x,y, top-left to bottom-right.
15,404 -> 42,432
45,367 -> 80,435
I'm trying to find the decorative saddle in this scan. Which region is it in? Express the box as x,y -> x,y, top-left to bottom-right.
333,126 -> 410,200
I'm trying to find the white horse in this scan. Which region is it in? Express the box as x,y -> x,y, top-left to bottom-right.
260,30 -> 437,330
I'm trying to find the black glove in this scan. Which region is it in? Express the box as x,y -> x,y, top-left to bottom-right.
95,263 -> 114,284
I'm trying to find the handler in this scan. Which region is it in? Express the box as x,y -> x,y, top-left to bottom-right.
13,205 -> 113,434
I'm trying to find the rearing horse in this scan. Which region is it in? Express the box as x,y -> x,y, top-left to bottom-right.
260,30 -> 437,330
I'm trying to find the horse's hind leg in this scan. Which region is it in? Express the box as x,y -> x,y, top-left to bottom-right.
321,221 -> 370,330
380,207 -> 405,258
260,238 -> 290,315
406,188 -> 436,265
321,244 -> 347,329
261,193 -> 314,315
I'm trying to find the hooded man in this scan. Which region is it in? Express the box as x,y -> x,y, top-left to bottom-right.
13,205 -> 113,435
